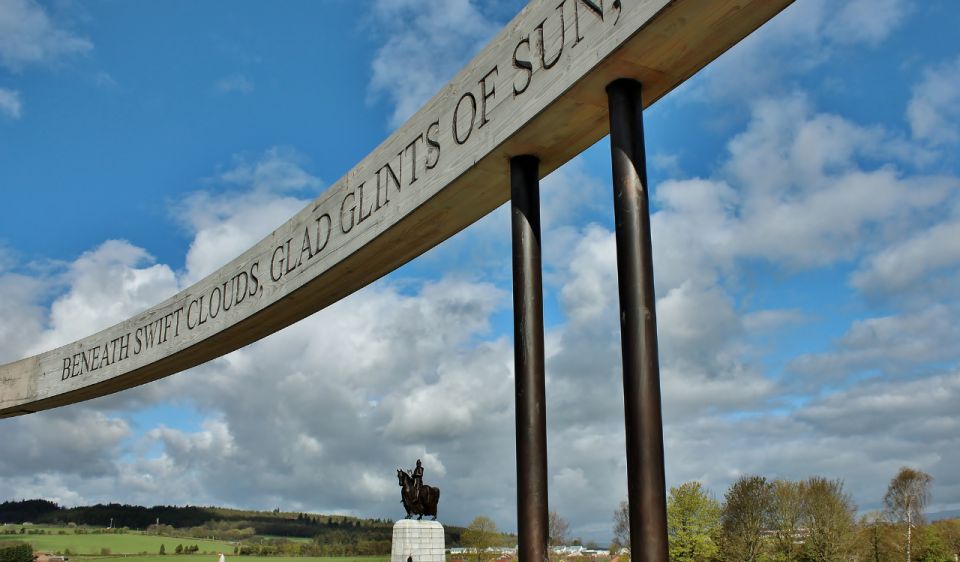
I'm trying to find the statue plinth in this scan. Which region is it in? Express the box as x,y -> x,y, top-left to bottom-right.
391,519 -> 445,562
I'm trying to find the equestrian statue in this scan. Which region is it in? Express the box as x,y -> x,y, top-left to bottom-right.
397,459 -> 440,520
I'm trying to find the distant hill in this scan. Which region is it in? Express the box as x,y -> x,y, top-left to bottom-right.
928,509 -> 960,521
0,499 -> 465,550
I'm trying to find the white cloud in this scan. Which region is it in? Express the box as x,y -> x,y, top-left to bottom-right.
0,406 -> 129,480
0,87 -> 21,118
176,147 -> 323,284
28,240 -> 179,354
692,0 -> 910,104
547,222 -> 773,431
852,217 -> 960,297
788,305 -> 960,381
0,0 -> 91,71
556,225 -> 618,325
652,94 -> 955,276
367,0 -> 502,127
907,55 -> 960,147
825,0 -> 910,47
119,272 -> 516,519
0,270 -> 46,363
742,309 -> 810,333
150,419 -> 237,461
213,147 -> 322,195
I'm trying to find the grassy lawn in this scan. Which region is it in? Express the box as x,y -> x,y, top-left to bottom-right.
0,530 -> 234,555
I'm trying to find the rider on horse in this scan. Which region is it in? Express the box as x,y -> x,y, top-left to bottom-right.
412,459 -> 424,498
398,459 -> 439,520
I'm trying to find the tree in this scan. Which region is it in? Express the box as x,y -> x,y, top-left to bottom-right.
720,475 -> 772,562
768,479 -> 806,562
463,516 -> 500,562
801,477 -> 856,562
613,500 -> 630,550
548,511 -> 570,546
160,544 -> 166,555
666,481 -> 721,562
930,520 -> 960,561
0,541 -> 34,562
856,511 -> 898,562
884,467 -> 933,562
914,525 -> 953,562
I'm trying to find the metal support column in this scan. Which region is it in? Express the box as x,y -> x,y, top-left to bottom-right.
606,79 -> 668,562
510,154 -> 549,562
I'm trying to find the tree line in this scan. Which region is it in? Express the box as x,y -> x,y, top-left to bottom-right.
0,500 -> 466,556
0,500 -> 397,538
612,467 -> 958,562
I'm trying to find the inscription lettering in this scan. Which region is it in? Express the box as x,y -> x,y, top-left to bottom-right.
377,157 -> 402,209
50,0 -> 632,389
573,0 -> 603,46
60,333 -> 133,380
404,134 -> 423,185
479,66 -> 498,128
340,191 -> 356,233
453,91 -> 477,145
536,3 -> 565,70
512,36 -> 533,96
425,121 -> 441,169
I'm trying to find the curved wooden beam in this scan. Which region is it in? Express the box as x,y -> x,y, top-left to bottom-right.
0,0 -> 792,418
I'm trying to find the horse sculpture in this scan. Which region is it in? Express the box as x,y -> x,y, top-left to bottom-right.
397,468 -> 440,520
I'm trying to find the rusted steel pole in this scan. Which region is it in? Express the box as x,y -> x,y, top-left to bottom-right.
606,78 -> 669,562
510,154 -> 550,562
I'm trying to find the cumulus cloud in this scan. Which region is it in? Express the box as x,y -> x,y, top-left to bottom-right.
176,147 -> 323,284
653,94 -> 955,280
789,305 -> 960,381
0,0 -> 91,71
117,273 -> 515,519
28,240 -> 179,354
907,55 -> 960,148
692,0 -> 910,104
825,0 -> 910,47
638,80 -> 960,519
742,309 -> 810,333
0,268 -> 46,363
0,87 -> 21,118
367,0 -> 502,127
852,216 -> 960,298
0,406 -> 129,481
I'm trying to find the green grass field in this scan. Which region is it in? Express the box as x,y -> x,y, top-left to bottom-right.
0,527 -> 388,562
0,530 -> 234,556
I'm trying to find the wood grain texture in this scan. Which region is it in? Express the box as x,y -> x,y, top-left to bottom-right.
0,0 -> 793,418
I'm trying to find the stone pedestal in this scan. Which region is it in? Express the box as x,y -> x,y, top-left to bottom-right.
391,519 -> 445,562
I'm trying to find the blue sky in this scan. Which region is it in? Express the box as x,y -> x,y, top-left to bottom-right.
1,0 -> 960,544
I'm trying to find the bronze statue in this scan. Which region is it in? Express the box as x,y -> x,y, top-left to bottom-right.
397,460 -> 439,520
